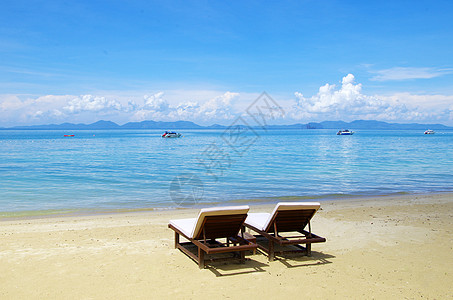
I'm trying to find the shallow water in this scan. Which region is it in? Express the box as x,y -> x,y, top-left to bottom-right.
0,129 -> 452,213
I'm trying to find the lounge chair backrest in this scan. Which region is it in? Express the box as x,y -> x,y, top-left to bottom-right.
192,206 -> 249,240
263,202 -> 320,233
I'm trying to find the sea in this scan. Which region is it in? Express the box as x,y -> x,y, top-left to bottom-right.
1,129 -> 452,216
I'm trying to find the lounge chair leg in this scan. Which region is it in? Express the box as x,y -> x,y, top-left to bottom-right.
240,251 -> 245,264
269,241 -> 275,262
198,248 -> 205,269
174,232 -> 179,249
307,243 -> 312,256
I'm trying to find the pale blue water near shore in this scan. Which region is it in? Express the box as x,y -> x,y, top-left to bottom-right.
1,129 -> 452,214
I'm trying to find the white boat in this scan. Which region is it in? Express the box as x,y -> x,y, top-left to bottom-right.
162,131 -> 182,138
424,129 -> 435,134
337,129 -> 354,135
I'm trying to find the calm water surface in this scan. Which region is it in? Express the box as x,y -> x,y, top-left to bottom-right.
0,129 -> 452,213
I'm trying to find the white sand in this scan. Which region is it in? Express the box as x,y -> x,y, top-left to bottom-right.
1,193 -> 452,299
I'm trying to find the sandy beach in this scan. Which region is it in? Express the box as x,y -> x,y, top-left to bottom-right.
1,193 -> 452,299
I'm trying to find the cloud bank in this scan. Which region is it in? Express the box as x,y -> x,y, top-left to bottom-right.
291,74 -> 452,124
132,91 -> 238,123
0,74 -> 452,127
0,92 -> 241,127
64,95 -> 123,113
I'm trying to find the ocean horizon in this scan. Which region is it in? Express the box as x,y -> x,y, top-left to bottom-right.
1,128 -> 452,216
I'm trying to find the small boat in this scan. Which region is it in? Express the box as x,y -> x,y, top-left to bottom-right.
63,134 -> 75,137
162,131 -> 182,138
424,129 -> 435,134
337,129 -> 354,135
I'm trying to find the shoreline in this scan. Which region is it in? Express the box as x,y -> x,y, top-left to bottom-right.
1,191 -> 452,299
1,190 -> 452,221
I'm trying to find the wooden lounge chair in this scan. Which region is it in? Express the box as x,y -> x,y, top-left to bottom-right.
168,206 -> 258,269
244,202 -> 326,261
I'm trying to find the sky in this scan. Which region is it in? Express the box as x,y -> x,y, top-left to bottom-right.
1,0 -> 453,127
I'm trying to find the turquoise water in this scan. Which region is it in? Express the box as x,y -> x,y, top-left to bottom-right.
0,129 -> 452,213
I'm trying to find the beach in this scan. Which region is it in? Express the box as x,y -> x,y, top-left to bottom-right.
1,193 -> 452,299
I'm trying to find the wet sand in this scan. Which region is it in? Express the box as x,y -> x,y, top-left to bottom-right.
1,193 -> 452,299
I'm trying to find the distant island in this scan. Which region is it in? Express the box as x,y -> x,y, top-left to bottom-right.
1,119 -> 452,130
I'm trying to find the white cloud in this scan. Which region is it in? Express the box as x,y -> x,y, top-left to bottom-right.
143,92 -> 169,111
131,91 -> 239,123
0,95 -> 26,111
380,92 -> 453,123
370,67 -> 453,81
198,91 -> 238,119
64,95 -> 122,113
0,92 -> 240,126
381,92 -> 453,109
293,74 -> 393,117
0,95 -> 73,126
31,109 -> 64,120
292,74 -> 452,124
172,101 -> 201,120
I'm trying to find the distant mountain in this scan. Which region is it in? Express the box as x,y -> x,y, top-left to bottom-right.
205,123 -> 227,129
1,119 -> 452,130
9,120 -> 121,130
89,120 -> 122,129
263,124 -> 306,130
307,120 -> 452,130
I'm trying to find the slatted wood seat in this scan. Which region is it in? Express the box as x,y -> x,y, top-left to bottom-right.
244,202 -> 326,261
168,206 -> 257,269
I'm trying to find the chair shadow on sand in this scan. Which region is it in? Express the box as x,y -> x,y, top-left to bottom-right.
274,251 -> 335,268
251,236 -> 335,268
206,258 -> 268,277
173,239 -> 334,276
179,244 -> 267,277
202,249 -> 335,277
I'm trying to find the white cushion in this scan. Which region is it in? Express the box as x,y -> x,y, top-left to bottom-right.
169,218 -> 197,238
170,205 -> 249,239
245,202 -> 321,232
244,213 -> 271,231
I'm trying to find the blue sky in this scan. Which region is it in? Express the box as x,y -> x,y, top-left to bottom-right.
1,0 -> 453,126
